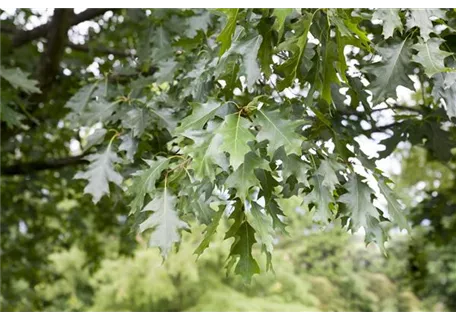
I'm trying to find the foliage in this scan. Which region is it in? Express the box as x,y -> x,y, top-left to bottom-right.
1,8 -> 456,309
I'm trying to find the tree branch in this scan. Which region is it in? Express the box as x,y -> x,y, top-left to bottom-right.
1,154 -> 89,176
12,9 -> 117,47
0,24 -> 15,34
3,20 -> 130,57
67,42 -> 132,57
36,9 -> 74,94
366,122 -> 398,134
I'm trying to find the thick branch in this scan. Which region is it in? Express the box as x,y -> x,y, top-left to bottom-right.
366,122 -> 398,134
12,9 -> 116,47
67,42 -> 132,57
0,24 -> 15,34
36,9 -> 74,94
1,154 -> 88,176
3,21 -> 130,57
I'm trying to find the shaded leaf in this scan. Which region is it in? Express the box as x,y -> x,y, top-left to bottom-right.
225,151 -> 268,201
316,158 -> 344,192
339,174 -> 380,231
225,205 -> 260,283
64,83 -> 97,114
155,58 -> 178,83
0,105 -> 25,128
275,12 -> 313,90
412,38 -> 452,77
194,209 -> 224,257
255,109 -> 305,156
122,107 -> 150,137
432,72 -> 456,119
304,174 -> 334,222
0,66 -> 41,94
119,132 -> 138,162
247,202 -> 274,269
364,39 -> 414,105
183,129 -> 228,180
377,177 -> 409,232
176,100 -> 224,134
265,198 -> 288,234
273,146 -> 310,187
128,157 -> 170,214
185,11 -> 212,38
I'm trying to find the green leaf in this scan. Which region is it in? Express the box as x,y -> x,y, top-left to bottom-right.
155,58 -> 178,83
316,158 -> 344,192
319,39 -> 340,104
406,9 -> 446,42
194,209 -> 223,257
119,132 -> 138,162
80,100 -> 119,127
364,39 -> 414,105
240,34 -> 262,87
140,187 -> 189,259
265,198 -> 288,234
373,9 -> 403,39
275,12 -> 313,90
64,83 -> 98,114
255,109 -> 304,156
217,9 -> 239,56
176,100 -> 224,134
339,174 -> 387,252
335,30 -> 349,83
339,174 -> 380,230
273,147 -> 310,187
328,9 -> 370,50
83,128 -> 107,151
128,157 -> 170,214
225,205 -> 260,283
150,26 -> 173,60
0,105 -> 25,128
303,174 -> 334,222
147,102 -> 178,131
185,11 -> 212,38
421,122 -> 456,162
412,38 -> 452,77
183,129 -> 228,180
74,145 -> 123,204
0,66 -> 41,94
432,72 -> 456,120
255,169 -> 279,203
247,202 -> 274,269
218,113 -> 255,170
364,217 -> 388,254
257,17 -> 274,78
122,107 -> 150,137
182,58 -> 215,101
187,192 -> 217,225
377,178 -> 409,232
225,151 -> 268,201
272,8 -> 293,40
226,34 -> 263,88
